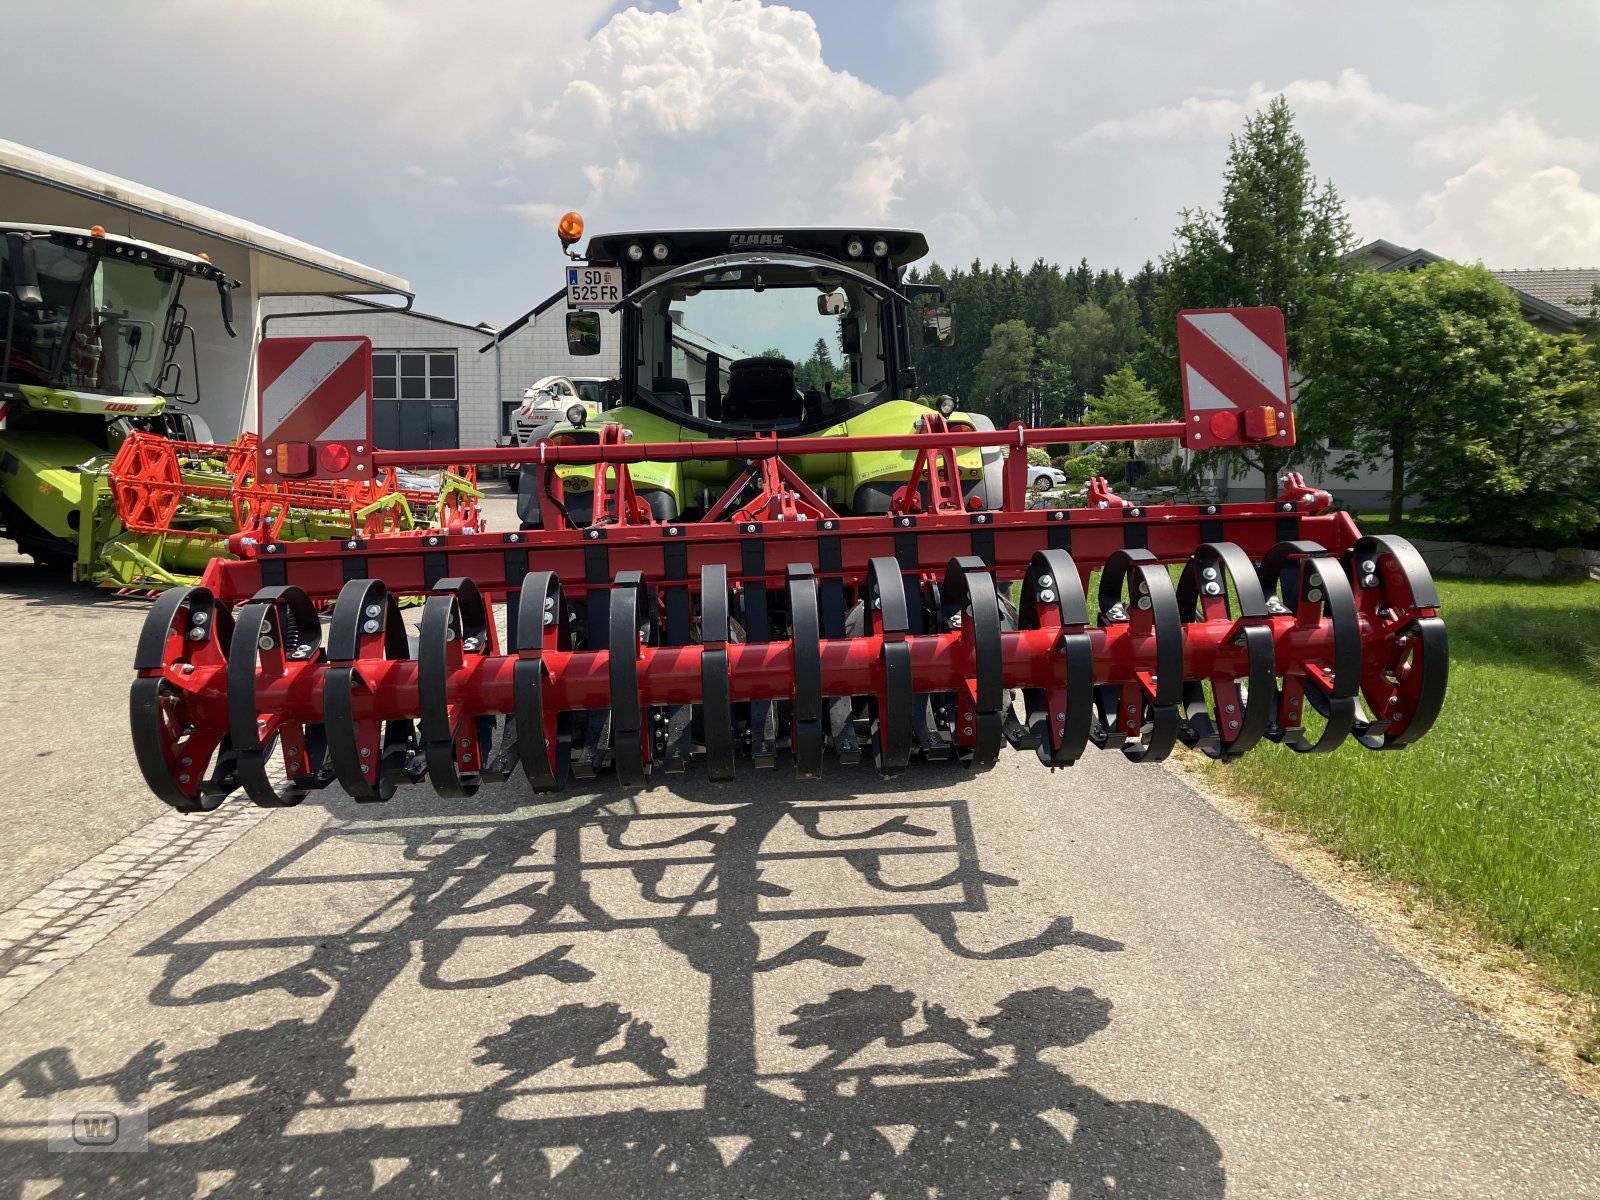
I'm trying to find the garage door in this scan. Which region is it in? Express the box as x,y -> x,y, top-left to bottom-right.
371,350 -> 458,451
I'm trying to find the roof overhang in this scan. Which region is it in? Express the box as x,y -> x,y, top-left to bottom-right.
0,139 -> 410,298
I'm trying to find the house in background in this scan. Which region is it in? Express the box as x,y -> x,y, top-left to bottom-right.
1222,240 -> 1598,508
1353,240 -> 1598,336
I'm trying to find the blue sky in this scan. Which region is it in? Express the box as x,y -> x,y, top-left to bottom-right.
8,0 -> 1600,342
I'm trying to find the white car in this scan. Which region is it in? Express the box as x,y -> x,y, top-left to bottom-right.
518,375 -> 608,423
502,376 -> 613,487
1029,465 -> 1068,491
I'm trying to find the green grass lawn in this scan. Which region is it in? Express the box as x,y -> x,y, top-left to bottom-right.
1201,575 -> 1600,1021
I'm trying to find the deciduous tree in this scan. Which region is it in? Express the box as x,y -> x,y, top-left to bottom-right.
1151,96 -> 1353,496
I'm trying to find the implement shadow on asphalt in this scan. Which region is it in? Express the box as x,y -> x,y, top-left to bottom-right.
2,768 -> 1225,1197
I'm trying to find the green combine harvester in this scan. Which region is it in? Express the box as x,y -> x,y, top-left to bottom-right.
0,223 -> 368,588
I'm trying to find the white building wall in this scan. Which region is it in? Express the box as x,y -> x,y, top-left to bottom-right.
259,295 -> 493,448
260,295 -> 623,454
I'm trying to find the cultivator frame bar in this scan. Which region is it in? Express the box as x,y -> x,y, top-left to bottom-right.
130,418 -> 1449,812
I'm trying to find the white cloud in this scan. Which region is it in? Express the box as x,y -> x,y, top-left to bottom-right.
1410,113 -> 1600,266
1076,69 -> 1433,145
403,166 -> 458,188
504,0 -> 898,227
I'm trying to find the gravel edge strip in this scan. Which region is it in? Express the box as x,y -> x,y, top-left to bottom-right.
1165,754 -> 1600,1107
0,801 -> 269,1014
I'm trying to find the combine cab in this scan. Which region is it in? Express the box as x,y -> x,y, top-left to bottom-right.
0,224 -> 438,589
129,215 -> 1448,810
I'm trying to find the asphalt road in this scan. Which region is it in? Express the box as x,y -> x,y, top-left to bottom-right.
2,488 -> 1598,1198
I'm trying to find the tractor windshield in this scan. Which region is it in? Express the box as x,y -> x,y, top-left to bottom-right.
1,239 -> 183,396
625,251 -> 903,426
670,287 -> 852,397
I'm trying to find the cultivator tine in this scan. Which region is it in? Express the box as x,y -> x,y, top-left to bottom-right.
1346,536 -> 1449,750
908,574 -> 949,763
1255,542 -> 1360,754
608,572 -> 654,787
130,586 -> 238,812
228,586 -> 332,806
324,579 -> 417,801
699,563 -> 737,782
574,569 -> 616,781
865,557 -> 914,774
1093,550 -> 1183,763
941,557 -> 1006,771
513,572 -> 572,792
1017,551 -> 1094,768
749,701 -> 779,769
829,696 -> 862,765
1176,544 -> 1275,762
417,577 -> 497,797
574,712 -> 613,780
787,564 -> 827,780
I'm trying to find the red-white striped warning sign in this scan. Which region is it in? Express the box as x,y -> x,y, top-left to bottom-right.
1176,307 -> 1295,449
256,336 -> 374,481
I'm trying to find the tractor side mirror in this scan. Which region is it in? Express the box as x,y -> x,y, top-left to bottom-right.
217,278 -> 237,338
5,232 -> 42,307
840,316 -> 861,357
566,309 -> 601,356
920,301 -> 954,347
817,290 -> 850,317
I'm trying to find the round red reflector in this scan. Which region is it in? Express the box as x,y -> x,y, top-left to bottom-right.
321,443 -> 353,471
1208,410 -> 1240,442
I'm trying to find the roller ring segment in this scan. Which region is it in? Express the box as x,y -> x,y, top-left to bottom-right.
787,563 -> 826,779
418,577 -> 497,797
607,571 -> 655,788
324,579 -> 416,802
1257,540 -> 1360,754
130,585 -> 238,811
865,556 -> 914,775
228,585 -> 330,807
940,556 -> 1006,771
1175,542 -> 1275,761
513,571 -> 573,792
1018,549 -> 1094,768
1345,534 -> 1449,749
1095,549 -> 1183,763
700,563 -> 736,782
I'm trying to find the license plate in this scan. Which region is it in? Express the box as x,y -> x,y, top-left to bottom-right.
566,266 -> 622,309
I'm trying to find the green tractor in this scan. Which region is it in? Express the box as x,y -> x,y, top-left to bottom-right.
0,223 -> 245,582
516,223 -> 999,527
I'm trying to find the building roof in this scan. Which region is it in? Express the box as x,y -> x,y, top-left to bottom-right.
672,322 -> 749,363
0,139 -> 409,298
1489,269 -> 1600,320
1348,240 -> 1596,331
478,289 -> 569,349
290,294 -> 496,336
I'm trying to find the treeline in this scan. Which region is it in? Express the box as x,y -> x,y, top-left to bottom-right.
908,257 -> 1163,424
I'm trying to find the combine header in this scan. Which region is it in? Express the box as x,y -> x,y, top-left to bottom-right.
130,216 -> 1447,809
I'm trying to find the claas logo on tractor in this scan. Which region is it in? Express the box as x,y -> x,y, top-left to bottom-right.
127,223 -> 1447,812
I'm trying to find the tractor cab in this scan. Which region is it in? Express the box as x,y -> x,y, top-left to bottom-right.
577,227 -> 936,433
523,219 -> 982,526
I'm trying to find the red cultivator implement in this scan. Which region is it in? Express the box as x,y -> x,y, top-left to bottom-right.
128,225 -> 1447,811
